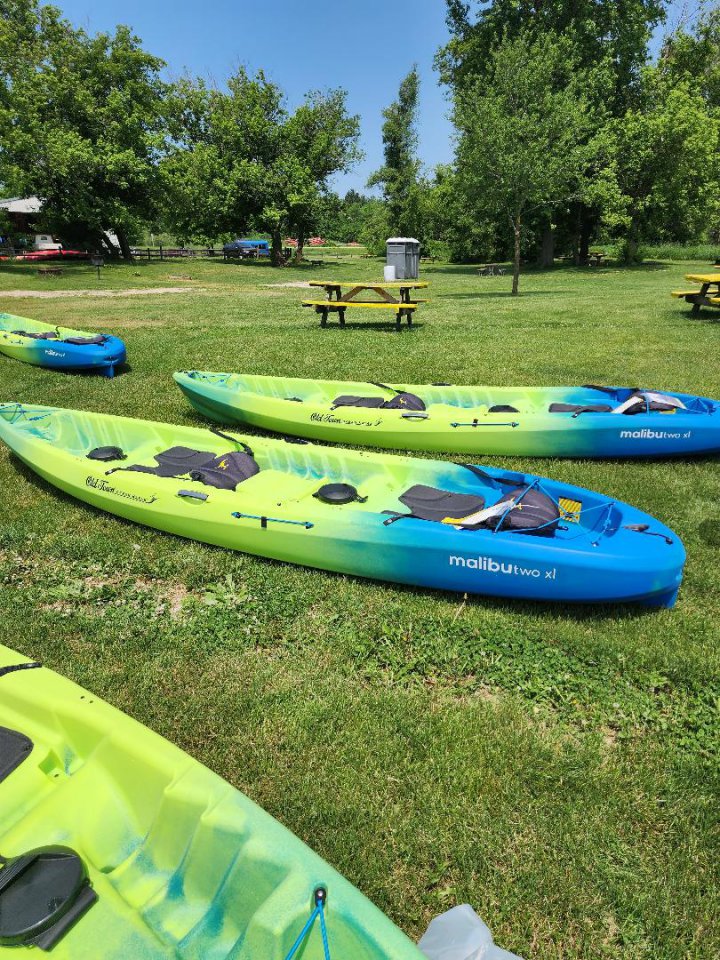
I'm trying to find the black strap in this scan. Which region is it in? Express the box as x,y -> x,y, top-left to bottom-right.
582,384 -> 640,395
368,381 -> 405,395
0,662 -> 42,679
457,463 -> 524,487
209,426 -> 254,457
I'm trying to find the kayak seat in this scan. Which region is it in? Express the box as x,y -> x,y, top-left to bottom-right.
332,391 -> 426,412
62,335 -> 108,346
11,330 -> 58,340
118,446 -> 260,491
398,485 -> 560,535
398,485 -> 485,522
549,402 -> 613,414
488,404 -> 519,413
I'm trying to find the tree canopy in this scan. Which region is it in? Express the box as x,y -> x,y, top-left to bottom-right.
0,0 -> 166,257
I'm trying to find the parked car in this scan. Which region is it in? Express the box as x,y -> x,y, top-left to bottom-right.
223,239 -> 270,259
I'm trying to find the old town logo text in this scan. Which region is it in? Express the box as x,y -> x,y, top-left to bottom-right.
86,476 -> 157,504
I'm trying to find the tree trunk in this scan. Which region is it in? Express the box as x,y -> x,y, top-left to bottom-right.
537,223 -> 554,268
294,224 -> 306,264
512,218 -> 521,296
96,231 -> 116,258
115,226 -> 134,262
579,207 -> 593,266
271,225 -> 284,267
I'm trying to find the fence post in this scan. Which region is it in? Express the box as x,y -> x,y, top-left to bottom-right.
159,243 -> 163,262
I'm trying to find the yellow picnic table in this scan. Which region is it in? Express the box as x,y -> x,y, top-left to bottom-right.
303,279 -> 429,329
671,273 -> 720,315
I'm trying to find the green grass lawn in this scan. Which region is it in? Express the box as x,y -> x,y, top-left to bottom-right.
0,256 -> 718,959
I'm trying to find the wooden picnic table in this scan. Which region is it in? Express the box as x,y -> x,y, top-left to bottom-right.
303,279 -> 429,329
672,273 -> 720,315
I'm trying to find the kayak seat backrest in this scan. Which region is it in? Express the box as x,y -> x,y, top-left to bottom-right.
549,402 -> 613,414
123,447 -> 260,490
495,487 -> 560,536
0,725 -> 33,784
11,330 -> 58,340
332,392 -> 426,411
399,484 -> 485,522
488,404 -> 519,413
189,451 -> 259,491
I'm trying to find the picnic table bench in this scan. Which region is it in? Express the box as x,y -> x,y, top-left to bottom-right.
303,280 -> 429,329
37,266 -> 63,277
671,273 -> 720,315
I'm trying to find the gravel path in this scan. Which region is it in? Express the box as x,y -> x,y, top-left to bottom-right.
0,287 -> 204,299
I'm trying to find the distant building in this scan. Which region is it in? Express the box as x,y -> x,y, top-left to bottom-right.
0,196 -> 43,233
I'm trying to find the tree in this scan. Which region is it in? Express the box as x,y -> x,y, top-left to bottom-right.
367,67 -> 422,238
438,0 -> 669,262
0,0 -> 167,259
453,31 -> 599,293
660,7 -> 720,110
162,72 -> 360,264
282,90 -> 361,261
438,0 -> 667,112
604,68 -> 720,260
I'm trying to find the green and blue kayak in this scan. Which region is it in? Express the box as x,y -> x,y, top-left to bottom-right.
0,312 -> 126,376
174,372 -> 720,459
0,403 -> 685,606
0,644 -> 425,958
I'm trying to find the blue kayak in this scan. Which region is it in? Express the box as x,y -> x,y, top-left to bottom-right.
0,312 -> 126,377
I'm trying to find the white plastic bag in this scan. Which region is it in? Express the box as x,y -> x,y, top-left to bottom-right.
418,904 -> 522,960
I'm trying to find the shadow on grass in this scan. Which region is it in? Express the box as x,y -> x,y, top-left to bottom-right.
9,454 -> 668,624
306,321 -> 424,333
437,290 -> 567,300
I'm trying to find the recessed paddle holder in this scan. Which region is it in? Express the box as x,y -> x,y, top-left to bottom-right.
0,846 -> 97,950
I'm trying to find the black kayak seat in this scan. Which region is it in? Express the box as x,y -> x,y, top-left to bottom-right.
332,392 -> 426,412
399,485 -> 485,522
549,402 -> 613,414
62,335 -> 107,346
398,484 -> 560,535
115,446 -> 260,491
488,404 -> 519,413
11,330 -> 58,340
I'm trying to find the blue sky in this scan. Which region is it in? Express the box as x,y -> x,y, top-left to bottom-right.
54,0 -> 691,195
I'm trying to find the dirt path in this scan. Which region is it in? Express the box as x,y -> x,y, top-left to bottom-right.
0,287 -> 205,299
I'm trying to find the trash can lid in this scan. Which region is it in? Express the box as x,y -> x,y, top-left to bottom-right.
386,237 -> 420,244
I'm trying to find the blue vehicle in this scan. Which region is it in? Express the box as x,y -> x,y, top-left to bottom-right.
223,238 -> 270,259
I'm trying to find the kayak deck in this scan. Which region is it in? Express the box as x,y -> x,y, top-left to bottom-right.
0,405 -> 686,606
0,646 -> 423,959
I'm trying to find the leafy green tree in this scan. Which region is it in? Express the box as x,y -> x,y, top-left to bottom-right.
660,8 -> 720,109
162,72 -> 360,264
453,31 -> 599,293
367,67 -> 422,238
0,0 -> 166,259
438,0 -> 668,261
604,68 -> 720,260
439,0 -> 666,111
